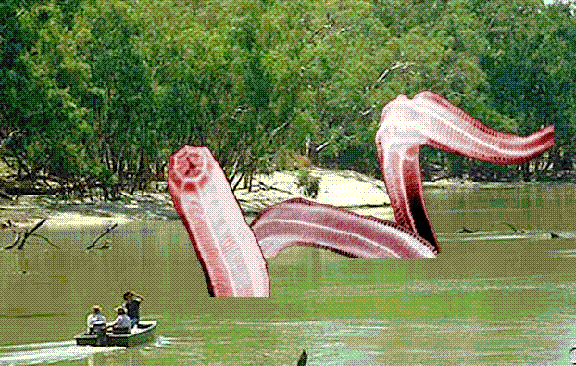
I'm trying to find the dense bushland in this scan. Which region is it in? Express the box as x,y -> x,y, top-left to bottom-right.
1,0 -> 575,197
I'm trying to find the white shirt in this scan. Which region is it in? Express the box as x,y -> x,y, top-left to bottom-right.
87,313 -> 106,331
114,314 -> 131,330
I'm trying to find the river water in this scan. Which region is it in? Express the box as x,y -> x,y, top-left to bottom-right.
1,184 -> 576,365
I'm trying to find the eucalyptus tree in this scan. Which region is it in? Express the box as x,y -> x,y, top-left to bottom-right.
3,0 -> 573,191
82,3 -> 155,193
480,0 -> 576,178
0,0 -> 83,183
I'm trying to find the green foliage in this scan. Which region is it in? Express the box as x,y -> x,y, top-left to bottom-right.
1,0 -> 574,194
296,168 -> 320,198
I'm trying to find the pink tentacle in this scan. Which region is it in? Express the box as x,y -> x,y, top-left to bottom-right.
251,198 -> 437,259
168,146 -> 270,297
376,91 -> 555,250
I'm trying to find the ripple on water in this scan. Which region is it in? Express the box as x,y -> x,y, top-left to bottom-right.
550,248 -> 576,258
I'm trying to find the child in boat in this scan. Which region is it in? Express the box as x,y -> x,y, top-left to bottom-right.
123,290 -> 144,328
86,305 -> 107,334
108,306 -> 131,334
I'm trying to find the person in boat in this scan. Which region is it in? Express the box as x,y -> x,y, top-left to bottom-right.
123,290 -> 144,328
107,306 -> 131,334
86,305 -> 107,334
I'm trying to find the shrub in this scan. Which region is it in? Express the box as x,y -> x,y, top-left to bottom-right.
296,168 -> 320,198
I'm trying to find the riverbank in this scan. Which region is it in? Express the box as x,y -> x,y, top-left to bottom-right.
0,193 -> 177,229
0,168 -> 389,229
0,168 -> 569,230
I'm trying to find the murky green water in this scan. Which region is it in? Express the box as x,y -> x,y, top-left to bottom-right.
2,184 -> 576,365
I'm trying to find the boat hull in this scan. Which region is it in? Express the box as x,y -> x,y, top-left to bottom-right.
75,320 -> 156,347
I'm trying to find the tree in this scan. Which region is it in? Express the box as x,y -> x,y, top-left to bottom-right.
82,3 -> 154,195
480,1 -> 576,178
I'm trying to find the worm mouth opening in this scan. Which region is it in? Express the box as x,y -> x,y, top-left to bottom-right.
170,146 -> 208,184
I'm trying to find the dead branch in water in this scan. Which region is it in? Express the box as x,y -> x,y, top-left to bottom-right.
296,350 -> 307,366
2,219 -> 57,250
86,222 -> 118,250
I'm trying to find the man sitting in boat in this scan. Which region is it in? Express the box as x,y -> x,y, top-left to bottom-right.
86,305 -> 106,334
123,290 -> 144,328
107,307 -> 131,334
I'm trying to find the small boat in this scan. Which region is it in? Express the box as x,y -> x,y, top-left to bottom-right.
74,320 -> 157,347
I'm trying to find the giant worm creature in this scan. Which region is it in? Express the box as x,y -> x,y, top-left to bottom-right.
168,91 -> 554,297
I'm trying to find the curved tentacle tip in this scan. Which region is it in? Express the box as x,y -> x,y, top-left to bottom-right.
251,198 -> 437,259
376,90 -> 555,250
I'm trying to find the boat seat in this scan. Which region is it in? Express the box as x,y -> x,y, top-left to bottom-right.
90,322 -> 106,334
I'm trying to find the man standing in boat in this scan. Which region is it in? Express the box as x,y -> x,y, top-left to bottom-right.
123,290 -> 144,328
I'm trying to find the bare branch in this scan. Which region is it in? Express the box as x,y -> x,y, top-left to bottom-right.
29,233 -> 60,249
373,62 -> 415,88
86,222 -> 118,250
